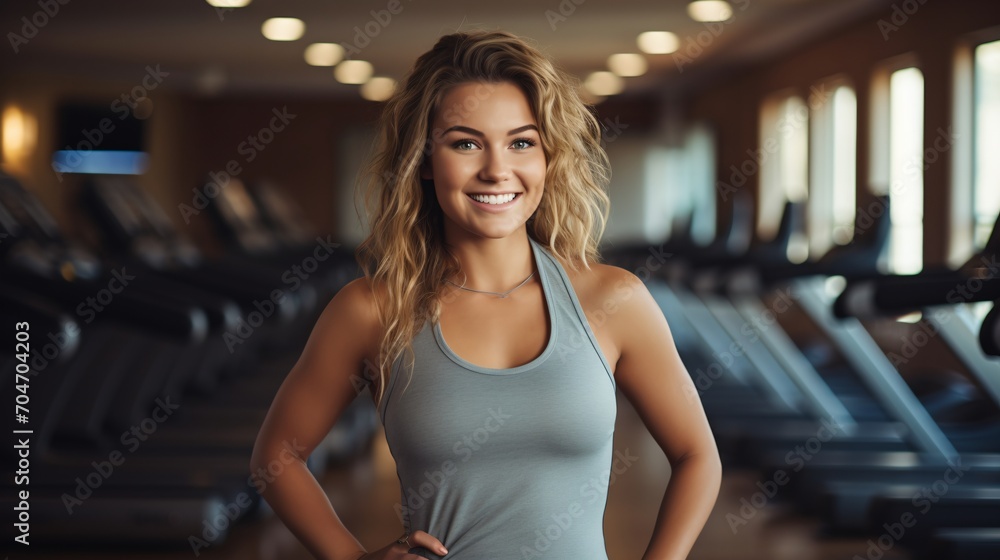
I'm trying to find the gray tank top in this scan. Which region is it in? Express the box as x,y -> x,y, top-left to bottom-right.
378,236 -> 618,559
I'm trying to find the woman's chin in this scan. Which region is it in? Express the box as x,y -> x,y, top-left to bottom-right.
449,221 -> 529,242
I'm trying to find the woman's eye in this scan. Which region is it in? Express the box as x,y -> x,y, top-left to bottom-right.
453,140 -> 477,151
511,138 -> 536,150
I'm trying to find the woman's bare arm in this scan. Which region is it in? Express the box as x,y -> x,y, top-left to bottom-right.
603,268 -> 723,560
250,278 -> 380,560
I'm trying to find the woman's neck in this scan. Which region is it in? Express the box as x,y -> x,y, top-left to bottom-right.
443,229 -> 535,293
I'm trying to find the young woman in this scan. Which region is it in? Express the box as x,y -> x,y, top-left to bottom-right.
251,30 -> 721,560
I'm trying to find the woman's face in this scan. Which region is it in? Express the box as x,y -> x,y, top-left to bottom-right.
423,81 -> 546,242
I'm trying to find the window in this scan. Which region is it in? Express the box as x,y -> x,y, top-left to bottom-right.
758,92 -> 809,242
809,80 -> 857,255
871,62 -> 924,274
653,123 -> 716,246
974,39 -> 1000,249
619,124 -> 716,246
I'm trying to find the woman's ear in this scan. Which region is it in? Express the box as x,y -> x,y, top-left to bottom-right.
420,160 -> 433,181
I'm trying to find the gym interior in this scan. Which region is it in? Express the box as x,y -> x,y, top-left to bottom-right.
1,0 -> 999,558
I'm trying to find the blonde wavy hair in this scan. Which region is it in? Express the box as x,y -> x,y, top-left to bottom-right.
356,30 -> 611,406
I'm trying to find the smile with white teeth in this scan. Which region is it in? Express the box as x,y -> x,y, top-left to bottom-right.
469,193 -> 518,205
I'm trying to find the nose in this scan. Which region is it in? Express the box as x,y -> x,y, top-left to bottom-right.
478,150 -> 511,183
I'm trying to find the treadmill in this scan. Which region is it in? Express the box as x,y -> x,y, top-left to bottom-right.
0,175 -> 241,546
817,215 -> 1000,557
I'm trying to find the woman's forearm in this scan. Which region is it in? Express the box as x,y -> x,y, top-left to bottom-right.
253,458 -> 368,560
640,452 -> 723,560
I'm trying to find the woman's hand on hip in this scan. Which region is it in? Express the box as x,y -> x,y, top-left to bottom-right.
351,530 -> 448,559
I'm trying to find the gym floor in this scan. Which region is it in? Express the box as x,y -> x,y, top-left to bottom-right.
26,388 -> 911,560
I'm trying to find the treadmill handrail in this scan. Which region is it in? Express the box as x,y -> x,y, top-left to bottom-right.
836,274 -> 1000,318
794,277 -> 961,464
732,293 -> 858,431
924,305 -> 1000,406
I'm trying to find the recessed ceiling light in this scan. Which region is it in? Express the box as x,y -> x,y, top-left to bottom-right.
637,31 -> 680,54
261,18 -> 305,41
304,43 -> 344,66
608,53 -> 648,77
206,0 -> 251,7
584,71 -> 624,97
335,60 -> 374,84
687,0 -> 733,22
361,77 -> 397,102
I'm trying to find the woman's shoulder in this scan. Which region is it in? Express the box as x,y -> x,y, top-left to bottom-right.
327,276 -> 375,311
315,276 -> 386,352
564,261 -> 648,309
335,275 -> 387,307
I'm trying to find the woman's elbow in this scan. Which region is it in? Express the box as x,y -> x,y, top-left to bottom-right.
249,440 -> 264,476
249,431 -> 274,476
250,432 -> 312,479
675,446 -> 723,488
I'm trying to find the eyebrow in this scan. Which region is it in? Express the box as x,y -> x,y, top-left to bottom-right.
442,124 -> 538,137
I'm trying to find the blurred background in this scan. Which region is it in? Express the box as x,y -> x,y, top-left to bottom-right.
1,0 -> 1000,558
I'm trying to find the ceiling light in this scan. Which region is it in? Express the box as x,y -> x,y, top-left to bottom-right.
304,43 -> 344,66
261,18 -> 305,41
687,1 -> 733,22
608,53 -> 647,77
584,71 -> 624,97
335,60 -> 374,84
206,0 -> 252,7
637,31 -> 680,54
361,77 -> 397,102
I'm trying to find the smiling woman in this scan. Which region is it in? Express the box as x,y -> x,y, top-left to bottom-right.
250,29 -> 721,560
423,82 -> 546,241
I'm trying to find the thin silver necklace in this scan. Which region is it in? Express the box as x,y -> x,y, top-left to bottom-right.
444,271 -> 535,298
